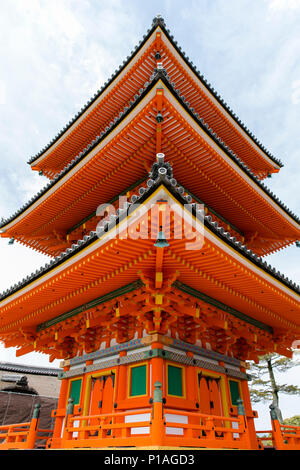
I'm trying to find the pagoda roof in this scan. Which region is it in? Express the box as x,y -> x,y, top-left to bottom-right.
0,361 -> 60,376
0,165 -> 299,362
27,16 -> 282,179
1,73 -> 299,258
0,165 -> 299,343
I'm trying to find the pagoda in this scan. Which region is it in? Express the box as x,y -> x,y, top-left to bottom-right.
0,16 -> 299,451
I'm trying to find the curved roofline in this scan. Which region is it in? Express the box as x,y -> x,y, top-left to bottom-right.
27,15 -> 283,170
0,167 -> 299,305
0,361 -> 60,375
1,73 -> 298,233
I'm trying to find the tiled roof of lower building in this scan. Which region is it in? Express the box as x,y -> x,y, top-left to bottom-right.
0,362 -> 60,376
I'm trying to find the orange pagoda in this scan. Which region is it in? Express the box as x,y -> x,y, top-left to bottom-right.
0,16 -> 299,451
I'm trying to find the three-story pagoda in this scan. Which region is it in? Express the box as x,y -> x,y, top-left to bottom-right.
0,16 -> 299,450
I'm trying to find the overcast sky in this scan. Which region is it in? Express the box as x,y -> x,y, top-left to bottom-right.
0,0 -> 299,428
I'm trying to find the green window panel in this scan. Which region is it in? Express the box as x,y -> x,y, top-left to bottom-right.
130,365 -> 147,397
229,380 -> 240,406
167,365 -> 183,397
69,378 -> 82,405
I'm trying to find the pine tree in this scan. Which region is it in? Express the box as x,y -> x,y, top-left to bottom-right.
249,352 -> 300,423
283,415 -> 300,426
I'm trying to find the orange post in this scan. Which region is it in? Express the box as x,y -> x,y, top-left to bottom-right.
237,398 -> 252,450
151,381 -> 164,447
62,398 -> 75,444
151,342 -> 164,388
270,404 -> 285,450
26,403 -> 41,449
52,366 -> 70,444
240,374 -> 260,449
155,89 -> 164,154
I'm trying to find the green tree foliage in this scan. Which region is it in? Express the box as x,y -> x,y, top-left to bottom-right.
249,352 -> 300,423
283,415 -> 300,427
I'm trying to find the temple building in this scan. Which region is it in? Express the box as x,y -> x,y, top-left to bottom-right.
0,16 -> 299,450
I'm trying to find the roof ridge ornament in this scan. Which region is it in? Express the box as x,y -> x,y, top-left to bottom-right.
1,153 -> 299,300
27,14 -> 283,171
1,72 -> 298,231
149,153 -> 173,181
151,62 -> 169,82
152,15 -> 166,28
154,227 -> 170,248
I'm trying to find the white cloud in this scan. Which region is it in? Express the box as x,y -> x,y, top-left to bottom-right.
0,0 -> 298,425
0,81 -> 6,105
291,79 -> 300,104
11,0 -> 84,44
268,0 -> 300,11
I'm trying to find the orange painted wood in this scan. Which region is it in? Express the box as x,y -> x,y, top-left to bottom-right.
31,31 -> 277,181
101,375 -> 115,415
2,92 -> 297,259
199,377 -> 211,415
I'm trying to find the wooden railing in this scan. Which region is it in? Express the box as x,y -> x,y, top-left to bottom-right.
54,406 -> 253,449
255,404 -> 300,450
0,404 -> 53,450
278,424 -> 300,449
59,407 -> 153,448
162,407 -> 252,449
49,387 -> 256,449
255,430 -> 275,448
269,404 -> 300,450
1,392 -> 299,450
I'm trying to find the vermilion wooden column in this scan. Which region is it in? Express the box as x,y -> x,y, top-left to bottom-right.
151,341 -> 164,397
116,351 -> 128,403
51,365 -> 70,445
240,375 -> 260,449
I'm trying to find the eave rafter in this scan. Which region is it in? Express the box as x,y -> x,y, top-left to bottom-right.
30,37 -> 160,178
1,273 -> 293,364
1,96 -> 159,254
165,244 -> 299,331
1,82 -> 298,259
0,182 -> 299,363
28,18 -> 282,180
157,96 -> 299,251
158,39 -> 279,178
